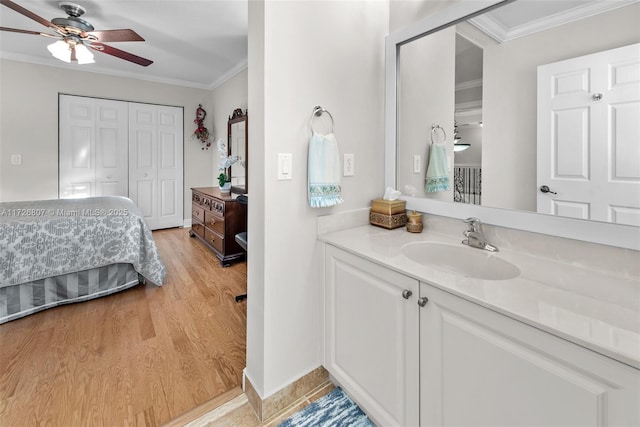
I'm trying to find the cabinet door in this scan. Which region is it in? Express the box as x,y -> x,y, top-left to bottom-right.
325,245 -> 419,427
419,282 -> 640,427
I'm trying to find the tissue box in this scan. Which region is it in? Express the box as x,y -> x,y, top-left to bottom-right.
369,199 -> 407,229
370,211 -> 407,229
370,199 -> 406,215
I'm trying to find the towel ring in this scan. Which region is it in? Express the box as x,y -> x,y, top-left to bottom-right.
431,124 -> 447,145
310,105 -> 335,134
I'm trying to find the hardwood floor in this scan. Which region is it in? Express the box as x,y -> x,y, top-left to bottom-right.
0,228 -> 247,426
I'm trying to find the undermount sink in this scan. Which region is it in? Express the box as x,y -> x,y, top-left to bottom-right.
401,241 -> 520,280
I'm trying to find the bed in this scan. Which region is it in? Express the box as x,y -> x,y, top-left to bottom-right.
0,196 -> 166,324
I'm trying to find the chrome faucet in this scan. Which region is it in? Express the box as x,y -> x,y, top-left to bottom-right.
462,217 -> 499,252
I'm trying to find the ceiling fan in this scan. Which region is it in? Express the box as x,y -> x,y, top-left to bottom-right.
0,0 -> 153,66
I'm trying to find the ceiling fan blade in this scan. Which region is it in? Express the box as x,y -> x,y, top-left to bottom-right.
90,43 -> 153,67
85,29 -> 144,43
0,26 -> 50,36
0,0 -> 64,33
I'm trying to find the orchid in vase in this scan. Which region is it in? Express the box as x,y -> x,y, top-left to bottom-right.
217,138 -> 239,189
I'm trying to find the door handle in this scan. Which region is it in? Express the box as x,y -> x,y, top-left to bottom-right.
539,185 -> 557,195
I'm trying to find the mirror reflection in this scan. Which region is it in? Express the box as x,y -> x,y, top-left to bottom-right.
397,0 -> 640,226
228,109 -> 248,194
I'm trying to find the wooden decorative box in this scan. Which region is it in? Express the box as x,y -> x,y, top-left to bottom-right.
371,199 -> 406,215
369,211 -> 407,229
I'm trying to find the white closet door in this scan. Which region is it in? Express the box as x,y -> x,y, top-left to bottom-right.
59,96 -> 96,198
59,95 -> 128,199
156,106 -> 184,229
95,100 -> 129,197
129,103 -> 183,230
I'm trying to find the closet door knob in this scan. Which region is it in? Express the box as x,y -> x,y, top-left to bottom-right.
106,175 -> 112,179
592,93 -> 603,101
402,290 -> 413,299
418,297 -> 429,307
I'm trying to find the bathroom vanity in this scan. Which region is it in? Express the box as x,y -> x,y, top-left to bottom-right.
320,223 -> 639,427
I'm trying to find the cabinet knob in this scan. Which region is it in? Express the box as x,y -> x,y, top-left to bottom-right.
402,289 -> 413,299
418,297 -> 429,307
210,219 -> 215,225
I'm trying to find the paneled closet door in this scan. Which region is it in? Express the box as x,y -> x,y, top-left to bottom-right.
59,95 -> 128,198
129,103 -> 183,230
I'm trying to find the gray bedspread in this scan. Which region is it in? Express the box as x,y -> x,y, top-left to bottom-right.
0,196 -> 166,287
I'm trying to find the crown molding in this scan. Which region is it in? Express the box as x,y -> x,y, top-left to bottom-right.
469,0 -> 638,43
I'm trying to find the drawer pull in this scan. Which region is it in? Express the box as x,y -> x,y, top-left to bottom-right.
210,219 -> 215,225
209,237 -> 215,243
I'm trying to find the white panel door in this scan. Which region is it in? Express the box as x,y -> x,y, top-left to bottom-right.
95,100 -> 128,197
156,106 -> 184,229
60,95 -> 128,199
325,245 -> 419,427
537,43 -> 640,225
59,96 -> 96,198
129,103 -> 183,230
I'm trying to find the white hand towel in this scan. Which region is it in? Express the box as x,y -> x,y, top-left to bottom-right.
308,132 -> 343,208
425,142 -> 450,192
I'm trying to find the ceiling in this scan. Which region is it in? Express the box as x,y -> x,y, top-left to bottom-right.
0,0 -> 248,90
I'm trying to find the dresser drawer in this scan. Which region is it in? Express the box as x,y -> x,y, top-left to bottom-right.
192,204 -> 205,222
204,210 -> 225,234
204,228 -> 224,253
191,220 -> 205,239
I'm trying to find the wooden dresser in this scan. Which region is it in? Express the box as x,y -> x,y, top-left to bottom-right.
189,187 -> 247,266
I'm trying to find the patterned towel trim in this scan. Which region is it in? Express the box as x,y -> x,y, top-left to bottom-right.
309,184 -> 343,208
425,176 -> 450,192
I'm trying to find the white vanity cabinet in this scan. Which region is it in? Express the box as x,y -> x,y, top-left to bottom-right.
324,245 -> 419,427
419,281 -> 640,427
323,244 -> 639,427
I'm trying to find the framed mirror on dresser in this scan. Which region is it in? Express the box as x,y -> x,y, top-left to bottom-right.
228,108 -> 248,194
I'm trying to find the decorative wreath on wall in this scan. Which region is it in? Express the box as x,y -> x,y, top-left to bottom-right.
193,104 -> 211,150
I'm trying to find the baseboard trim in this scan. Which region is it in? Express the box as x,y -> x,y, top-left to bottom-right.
160,386 -> 243,427
245,366 -> 329,422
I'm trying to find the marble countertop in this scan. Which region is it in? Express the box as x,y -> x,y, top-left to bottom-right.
319,225 -> 640,369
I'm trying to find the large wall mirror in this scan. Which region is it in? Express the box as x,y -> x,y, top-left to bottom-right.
385,0 -> 640,250
228,108 -> 248,194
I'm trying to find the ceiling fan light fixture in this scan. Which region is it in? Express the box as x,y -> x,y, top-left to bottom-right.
75,43 -> 95,64
453,143 -> 471,152
47,39 -> 71,63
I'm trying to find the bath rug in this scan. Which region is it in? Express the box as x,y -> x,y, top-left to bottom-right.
278,387 -> 375,427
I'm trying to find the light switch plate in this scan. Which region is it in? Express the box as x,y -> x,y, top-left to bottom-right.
344,154 -> 354,176
413,155 -> 421,173
11,154 -> 22,165
277,153 -> 293,180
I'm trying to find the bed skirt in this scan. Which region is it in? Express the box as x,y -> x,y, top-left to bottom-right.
0,263 -> 140,324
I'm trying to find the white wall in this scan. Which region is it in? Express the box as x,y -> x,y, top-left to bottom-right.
211,68 -> 248,186
0,59 -> 213,221
246,0 -> 388,399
